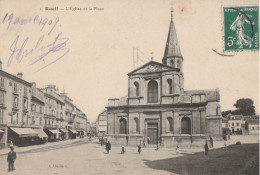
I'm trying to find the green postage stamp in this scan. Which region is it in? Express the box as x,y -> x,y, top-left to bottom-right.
223,6 -> 259,51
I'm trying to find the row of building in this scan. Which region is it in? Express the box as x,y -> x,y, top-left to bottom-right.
222,114 -> 259,136
0,63 -> 90,148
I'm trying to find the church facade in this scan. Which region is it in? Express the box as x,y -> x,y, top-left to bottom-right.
106,11 -> 222,147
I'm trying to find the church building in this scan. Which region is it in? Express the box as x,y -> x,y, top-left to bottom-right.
106,9 -> 222,147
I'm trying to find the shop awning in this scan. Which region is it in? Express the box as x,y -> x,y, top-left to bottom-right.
0,130 -> 4,133
33,128 -> 48,138
59,129 -> 68,133
10,127 -> 38,138
48,129 -> 61,135
69,129 -> 78,134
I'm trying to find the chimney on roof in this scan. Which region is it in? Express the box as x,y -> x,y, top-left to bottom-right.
17,72 -> 23,79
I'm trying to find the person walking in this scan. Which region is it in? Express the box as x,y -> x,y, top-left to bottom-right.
147,137 -> 150,146
175,145 -> 180,155
9,139 -> 14,148
138,145 -> 141,154
105,141 -> 111,154
210,136 -> 214,148
143,138 -> 146,147
101,137 -> 103,146
7,147 -> 16,171
121,146 -> 126,154
204,141 -> 209,155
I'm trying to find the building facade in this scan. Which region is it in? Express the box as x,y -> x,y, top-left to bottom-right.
0,61 -> 89,148
106,10 -> 222,147
97,110 -> 107,135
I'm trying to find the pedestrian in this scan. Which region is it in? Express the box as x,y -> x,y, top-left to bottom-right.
224,140 -> 227,147
155,143 -> 159,151
9,139 -> 14,148
147,137 -> 150,146
7,147 -> 16,171
121,146 -> 126,154
204,141 -> 209,155
101,137 -> 103,146
105,141 -> 111,154
175,145 -> 180,155
210,136 -> 213,148
138,145 -> 141,154
228,133 -> 230,140
143,138 -> 146,147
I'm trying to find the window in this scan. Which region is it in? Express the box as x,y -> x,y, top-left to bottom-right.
237,123 -> 239,127
148,80 -> 158,103
40,117 -> 42,125
31,116 -> 35,124
181,117 -> 191,134
167,79 -> 173,94
40,106 -> 43,114
177,60 -> 181,69
134,82 -> 139,96
0,92 -> 4,105
0,77 -> 4,89
0,110 -> 3,123
23,98 -> 28,110
119,118 -> 127,134
60,112 -> 63,119
232,122 -> 234,126
13,96 -> 19,108
133,118 -> 139,132
166,117 -> 173,132
170,60 -> 174,67
14,83 -> 17,92
24,87 -> 27,96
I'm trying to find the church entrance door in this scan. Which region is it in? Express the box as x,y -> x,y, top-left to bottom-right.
147,123 -> 158,144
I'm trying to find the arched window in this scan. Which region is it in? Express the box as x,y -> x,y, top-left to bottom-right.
170,60 -> 174,67
148,80 -> 158,103
119,118 -> 127,134
181,117 -> 191,134
166,117 -> 173,132
133,118 -> 139,132
167,79 -> 173,94
177,60 -> 181,69
134,82 -> 139,96
60,112 -> 63,119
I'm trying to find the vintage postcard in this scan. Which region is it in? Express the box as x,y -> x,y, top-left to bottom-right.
0,0 -> 259,175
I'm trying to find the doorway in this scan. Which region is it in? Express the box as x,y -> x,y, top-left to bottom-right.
147,123 -> 158,144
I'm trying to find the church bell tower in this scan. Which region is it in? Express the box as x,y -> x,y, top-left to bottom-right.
162,7 -> 183,72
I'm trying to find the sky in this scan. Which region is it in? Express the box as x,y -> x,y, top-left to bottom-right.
0,0 -> 259,122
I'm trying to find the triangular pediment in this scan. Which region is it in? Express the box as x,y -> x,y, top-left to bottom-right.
128,61 -> 178,75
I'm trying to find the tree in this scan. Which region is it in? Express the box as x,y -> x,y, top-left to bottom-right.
234,98 -> 255,115
222,110 -> 241,118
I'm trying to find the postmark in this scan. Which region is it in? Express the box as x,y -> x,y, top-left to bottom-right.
223,6 -> 259,51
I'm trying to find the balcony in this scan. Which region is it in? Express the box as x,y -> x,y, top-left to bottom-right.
12,106 -> 19,112
56,117 -> 64,121
44,124 -> 58,129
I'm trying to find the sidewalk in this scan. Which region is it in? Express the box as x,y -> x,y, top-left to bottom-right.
0,137 -> 89,156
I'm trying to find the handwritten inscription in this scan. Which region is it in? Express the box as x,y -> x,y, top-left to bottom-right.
2,13 -> 70,72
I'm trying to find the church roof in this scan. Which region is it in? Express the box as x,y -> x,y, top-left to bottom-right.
127,61 -> 179,76
184,89 -> 220,102
162,9 -> 183,61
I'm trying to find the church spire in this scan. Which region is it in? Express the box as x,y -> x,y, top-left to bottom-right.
162,6 -> 183,70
